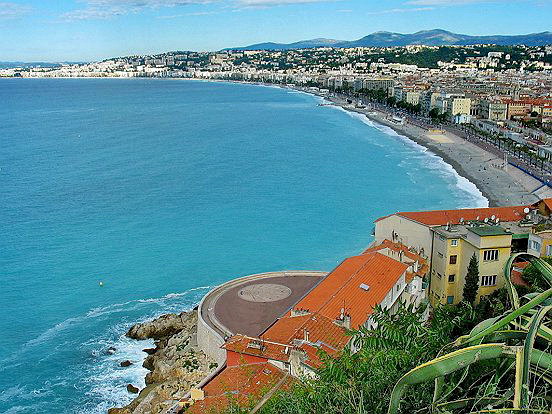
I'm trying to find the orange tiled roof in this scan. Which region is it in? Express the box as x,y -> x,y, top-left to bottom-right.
364,240 -> 428,281
541,199 -> 552,212
185,362 -> 288,414
262,312 -> 349,351
292,252 -> 408,329
375,205 -> 529,226
223,334 -> 290,362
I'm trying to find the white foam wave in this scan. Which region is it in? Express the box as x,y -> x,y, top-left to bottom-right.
342,110 -> 488,208
0,286 -> 212,372
78,334 -> 154,414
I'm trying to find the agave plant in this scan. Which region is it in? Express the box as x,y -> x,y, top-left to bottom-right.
388,253 -> 552,414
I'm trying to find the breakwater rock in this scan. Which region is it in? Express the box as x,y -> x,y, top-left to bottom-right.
109,310 -> 216,414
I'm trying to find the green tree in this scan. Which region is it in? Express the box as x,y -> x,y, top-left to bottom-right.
429,108 -> 440,119
463,253 -> 480,304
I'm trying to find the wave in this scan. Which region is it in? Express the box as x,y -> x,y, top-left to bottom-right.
340,109 -> 488,208
0,286 -> 212,373
78,332 -> 154,414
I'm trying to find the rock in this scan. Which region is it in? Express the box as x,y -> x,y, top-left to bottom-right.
126,313 -> 188,340
127,384 -> 140,394
107,346 -> 117,355
120,360 -> 133,367
110,310 -> 213,414
143,355 -> 155,371
107,408 -> 129,414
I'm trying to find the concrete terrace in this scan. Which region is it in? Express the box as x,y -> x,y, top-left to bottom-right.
200,271 -> 326,339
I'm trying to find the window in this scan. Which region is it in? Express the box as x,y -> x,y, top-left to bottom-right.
546,245 -> 552,256
447,295 -> 454,304
448,274 -> 455,283
483,250 -> 499,261
481,275 -> 497,286
437,272 -> 442,279
438,252 -> 444,258
451,239 -> 458,247
531,240 -> 541,251
449,255 -> 457,264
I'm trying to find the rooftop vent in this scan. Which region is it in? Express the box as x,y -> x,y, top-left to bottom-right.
360,283 -> 370,291
247,340 -> 264,351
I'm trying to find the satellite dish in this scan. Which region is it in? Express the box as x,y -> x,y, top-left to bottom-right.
491,215 -> 496,220
484,218 -> 489,223
524,207 -> 530,214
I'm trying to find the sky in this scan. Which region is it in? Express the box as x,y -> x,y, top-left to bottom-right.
0,0 -> 551,62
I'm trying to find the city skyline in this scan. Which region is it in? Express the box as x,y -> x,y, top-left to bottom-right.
1,0 -> 552,61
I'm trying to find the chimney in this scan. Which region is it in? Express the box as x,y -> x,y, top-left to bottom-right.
303,329 -> 310,343
342,314 -> 351,330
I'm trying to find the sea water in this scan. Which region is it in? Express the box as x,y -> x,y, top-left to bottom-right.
0,79 -> 487,413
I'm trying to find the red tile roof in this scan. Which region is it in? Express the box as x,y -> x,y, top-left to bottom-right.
292,252 -> 408,329
262,313 -> 349,351
185,362 -> 289,414
223,335 -> 290,362
375,205 -> 530,226
363,239 -> 428,281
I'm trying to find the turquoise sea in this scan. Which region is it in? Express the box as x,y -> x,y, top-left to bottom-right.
0,79 -> 487,413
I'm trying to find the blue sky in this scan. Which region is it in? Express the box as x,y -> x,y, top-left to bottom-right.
0,0 -> 551,61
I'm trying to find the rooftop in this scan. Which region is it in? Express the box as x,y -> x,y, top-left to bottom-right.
376,204 -> 531,226
468,226 -> 512,237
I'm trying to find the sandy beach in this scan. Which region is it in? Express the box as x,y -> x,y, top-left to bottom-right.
312,91 -> 552,207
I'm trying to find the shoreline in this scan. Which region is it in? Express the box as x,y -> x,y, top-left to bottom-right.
292,87 -> 548,207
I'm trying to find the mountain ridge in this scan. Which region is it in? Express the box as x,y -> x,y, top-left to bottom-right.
225,29 -> 552,51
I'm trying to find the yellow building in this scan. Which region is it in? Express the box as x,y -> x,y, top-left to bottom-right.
429,225 -> 512,306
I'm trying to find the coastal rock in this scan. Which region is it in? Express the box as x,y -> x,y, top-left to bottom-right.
126,312 -> 189,340
143,347 -> 157,355
142,355 -> 155,371
110,310 -> 215,414
107,346 -> 117,355
120,360 -> 133,367
127,384 -> 140,394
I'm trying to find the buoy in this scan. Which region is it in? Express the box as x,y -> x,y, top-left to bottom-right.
99,281 -> 104,287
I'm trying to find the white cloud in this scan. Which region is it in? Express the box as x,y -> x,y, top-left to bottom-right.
367,6 -> 434,14
60,0 -> 339,20
61,0 -> 215,21
408,0 -> 506,4
236,0 -> 334,6
0,2 -> 31,20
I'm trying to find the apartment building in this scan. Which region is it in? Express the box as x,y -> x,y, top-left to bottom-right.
374,200 -> 552,306
429,224 -> 512,305
479,99 -> 508,121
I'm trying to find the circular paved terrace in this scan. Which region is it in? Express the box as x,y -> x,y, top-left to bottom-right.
200,271 -> 326,339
